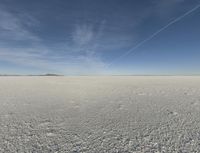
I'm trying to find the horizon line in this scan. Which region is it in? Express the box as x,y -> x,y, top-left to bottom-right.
0,74 -> 200,77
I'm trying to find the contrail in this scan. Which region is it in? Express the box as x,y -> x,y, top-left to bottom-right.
108,4 -> 200,66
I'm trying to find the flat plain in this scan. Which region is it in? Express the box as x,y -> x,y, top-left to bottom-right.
0,76 -> 200,152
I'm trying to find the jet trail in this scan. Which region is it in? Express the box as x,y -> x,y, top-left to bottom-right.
108,4 -> 200,66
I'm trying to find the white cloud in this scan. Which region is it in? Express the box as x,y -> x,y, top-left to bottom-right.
72,24 -> 94,46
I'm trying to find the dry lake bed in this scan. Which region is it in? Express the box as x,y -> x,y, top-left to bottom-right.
0,76 -> 200,153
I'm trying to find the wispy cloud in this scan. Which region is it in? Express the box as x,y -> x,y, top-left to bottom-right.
0,46 -> 107,74
0,6 -> 40,41
0,1 -> 154,75
72,24 -> 94,46
0,5 -> 107,74
69,22 -> 107,73
71,21 -> 106,53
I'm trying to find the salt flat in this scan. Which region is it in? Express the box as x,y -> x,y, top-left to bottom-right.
0,76 -> 200,152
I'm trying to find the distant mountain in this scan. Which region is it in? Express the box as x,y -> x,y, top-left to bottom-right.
45,73 -> 63,76
37,74 -> 64,76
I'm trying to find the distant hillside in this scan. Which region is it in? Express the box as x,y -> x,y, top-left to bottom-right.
32,74 -> 64,76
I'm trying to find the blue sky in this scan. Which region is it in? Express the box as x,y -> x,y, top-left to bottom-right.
0,0 -> 200,75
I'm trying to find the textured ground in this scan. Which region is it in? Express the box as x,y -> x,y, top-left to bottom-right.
0,76 -> 200,153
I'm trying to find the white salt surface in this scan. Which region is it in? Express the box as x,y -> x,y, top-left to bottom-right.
0,76 -> 200,152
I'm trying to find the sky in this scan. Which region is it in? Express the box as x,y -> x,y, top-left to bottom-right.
0,0 -> 200,75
